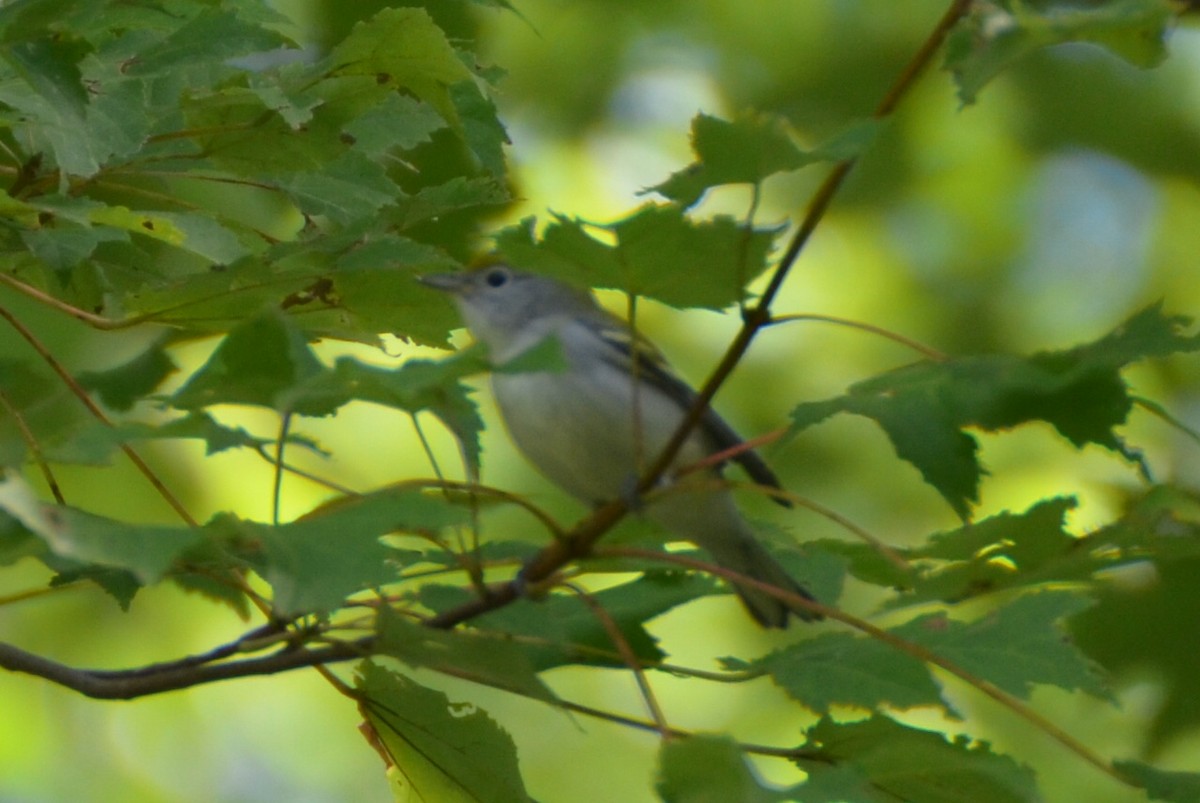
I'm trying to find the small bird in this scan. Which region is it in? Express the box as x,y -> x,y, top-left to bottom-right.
421,263 -> 818,627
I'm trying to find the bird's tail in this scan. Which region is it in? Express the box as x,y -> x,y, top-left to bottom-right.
647,489 -> 820,628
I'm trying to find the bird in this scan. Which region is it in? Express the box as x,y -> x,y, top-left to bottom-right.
420,263 -> 818,627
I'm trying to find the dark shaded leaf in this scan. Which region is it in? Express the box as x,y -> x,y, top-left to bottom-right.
494,204 -> 780,310
374,607 -> 557,703
789,304 -> 1199,518
743,631 -> 948,715
77,340 -> 177,411
357,662 -> 533,803
657,734 -> 795,803
796,715 -> 1041,803
894,590 -> 1111,701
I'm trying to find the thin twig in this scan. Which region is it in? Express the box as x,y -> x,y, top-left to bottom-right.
272,412 -> 292,526
599,545 -> 1123,782
767,312 -> 948,361
0,388 -> 65,504
566,582 -> 671,740
503,0 -> 975,603
0,304 -> 197,526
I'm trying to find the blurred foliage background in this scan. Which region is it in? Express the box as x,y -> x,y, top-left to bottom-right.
1,1 -> 1198,801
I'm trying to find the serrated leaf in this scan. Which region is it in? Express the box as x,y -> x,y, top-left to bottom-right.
893,590 -> 1111,702
331,7 -> 474,133
420,571 -> 714,670
280,150 -> 403,225
1114,761 -> 1200,802
170,310 -> 336,416
494,204 -> 780,309
20,221 -> 127,271
1073,519 -> 1200,752
798,715 -> 1040,803
241,488 -> 470,615
747,631 -> 949,715
77,340 -> 177,411
374,607 -> 557,704
390,176 -> 511,231
0,357 -> 91,467
886,497 -> 1082,605
342,93 -> 446,157
0,474 -> 201,584
650,112 -> 820,207
321,352 -> 486,474
357,662 -> 533,803
657,734 -> 795,803
450,79 -> 509,177
946,0 -> 1174,104
125,7 -> 289,77
788,304 -> 1200,518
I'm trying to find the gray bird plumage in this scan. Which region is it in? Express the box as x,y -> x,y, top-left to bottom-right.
421,264 -> 818,627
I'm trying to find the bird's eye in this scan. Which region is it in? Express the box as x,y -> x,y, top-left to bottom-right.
484,268 -> 509,288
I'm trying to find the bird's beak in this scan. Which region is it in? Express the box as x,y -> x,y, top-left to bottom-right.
417,272 -> 469,293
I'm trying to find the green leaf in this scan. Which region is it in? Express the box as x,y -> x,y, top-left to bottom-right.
650,112 -> 821,207
170,310 -> 336,416
331,7 -> 474,133
946,0 -> 1174,104
0,357 -> 90,468
0,474 -> 201,584
357,662 -> 533,803
342,93 -> 446,158
1114,761 -> 1200,803
279,150 -> 403,225
494,204 -> 780,309
827,491 -> 1200,607
319,352 -> 486,474
894,590 -> 1111,702
745,631 -> 948,715
77,340 -> 177,411
65,412 -> 326,466
0,34 -> 94,175
657,734 -> 795,803
788,304 -> 1200,518
242,488 -> 470,615
20,220 -> 127,271
420,571 -> 714,670
796,715 -> 1041,803
124,7 -> 290,77
390,176 -> 512,231
886,497 -> 1084,605
450,79 -> 509,177
374,607 -> 558,704
1073,514 -> 1200,751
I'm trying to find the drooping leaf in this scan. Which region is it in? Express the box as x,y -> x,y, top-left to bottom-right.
946,0 -> 1174,104
893,590 -> 1112,702
76,339 -> 177,412
374,607 -> 558,704
1073,550 -> 1200,751
238,488 -> 470,615
317,352 -> 487,475
657,734 -> 796,803
357,662 -> 533,803
789,304 -> 1200,518
795,715 -> 1041,803
1114,761 -> 1200,803
0,474 -> 201,584
650,113 -> 877,207
419,571 -> 716,670
494,204 -> 780,310
170,310 -> 335,416
331,7 -> 475,133
740,630 -> 948,715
